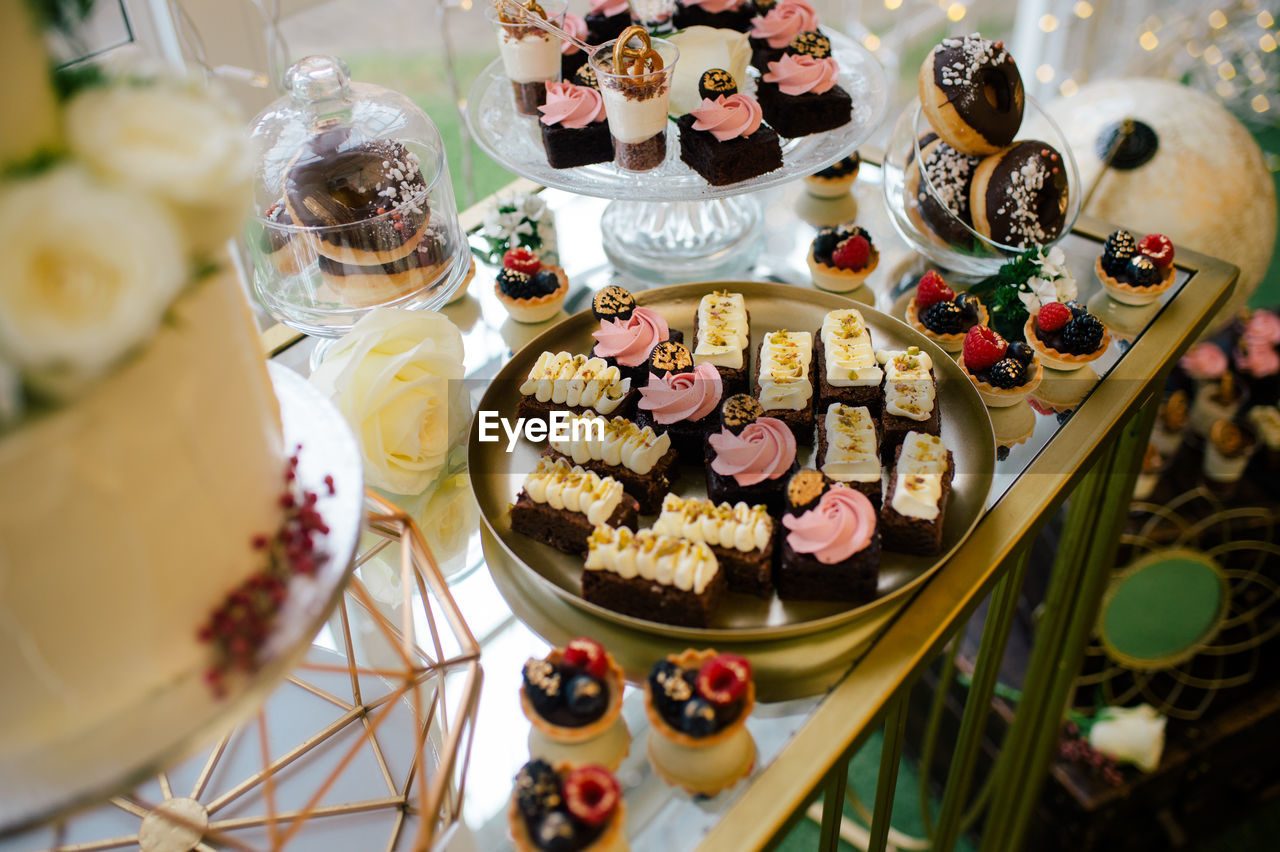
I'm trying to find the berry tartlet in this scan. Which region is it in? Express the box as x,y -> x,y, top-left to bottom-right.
496,247 -> 569,323
808,224 -> 878,292
1023,300 -> 1111,371
521,637 -> 630,771
644,649 -> 756,796
958,325 -> 1042,407
510,760 -> 628,852
1096,229 -> 1176,306
804,151 -> 861,198
904,270 -> 989,353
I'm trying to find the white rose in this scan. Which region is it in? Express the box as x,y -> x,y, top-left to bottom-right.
0,166 -> 186,396
65,79 -> 252,255
667,26 -> 752,115
415,472 -> 478,573
1088,704 -> 1166,772
518,193 -> 548,222
310,308 -> 466,495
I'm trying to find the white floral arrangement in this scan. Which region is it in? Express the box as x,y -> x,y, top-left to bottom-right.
971,245 -> 1078,341
0,2 -> 251,427
1087,703 -> 1166,773
1015,246 -> 1078,313
475,192 -> 558,266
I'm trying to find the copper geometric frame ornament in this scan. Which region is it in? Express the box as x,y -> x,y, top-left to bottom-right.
25,491 -> 482,852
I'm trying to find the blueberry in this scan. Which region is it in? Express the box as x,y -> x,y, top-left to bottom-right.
649,660 -> 691,723
534,810 -> 579,852
1063,300 -> 1087,318
565,674 -> 607,719
1006,342 -> 1034,367
813,229 -> 841,263
523,659 -> 563,717
681,697 -> 720,737
1125,254 -> 1161,288
954,293 -> 982,322
530,268 -> 562,296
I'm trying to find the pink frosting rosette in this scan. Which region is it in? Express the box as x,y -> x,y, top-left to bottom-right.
707,417 -> 796,485
589,0 -> 629,16
638,362 -> 724,424
763,53 -> 839,95
591,306 -> 668,366
749,0 -> 818,49
691,93 -> 763,140
562,13 -> 589,55
682,0 -> 744,12
782,486 -> 876,564
1245,310 -> 1280,346
1179,342 -> 1228,381
1235,325 -> 1280,378
539,82 -> 607,129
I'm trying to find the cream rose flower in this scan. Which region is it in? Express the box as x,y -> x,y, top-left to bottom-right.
1087,703 -> 1166,772
405,472 -> 478,576
0,166 -> 186,396
65,79 -> 252,254
668,26 -> 752,115
310,308 -> 466,495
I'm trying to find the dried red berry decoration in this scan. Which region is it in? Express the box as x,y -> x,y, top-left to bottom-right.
197,448 -> 332,696
503,246 -> 542,275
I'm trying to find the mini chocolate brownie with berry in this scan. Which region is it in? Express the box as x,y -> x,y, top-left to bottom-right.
1024,300 -> 1111,371
509,759 -> 625,852
959,325 -> 1042,407
808,223 -> 878,292
904,270 -> 989,353
1096,229 -> 1176,305
495,247 -> 569,323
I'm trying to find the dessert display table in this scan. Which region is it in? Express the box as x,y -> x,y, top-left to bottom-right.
261,159 -> 1235,852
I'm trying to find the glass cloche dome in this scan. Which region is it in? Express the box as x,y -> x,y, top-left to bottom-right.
247,55 -> 470,336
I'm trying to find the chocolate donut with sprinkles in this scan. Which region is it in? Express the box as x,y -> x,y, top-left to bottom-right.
911,136 -> 983,248
969,140 -> 1070,249
918,33 -> 1024,156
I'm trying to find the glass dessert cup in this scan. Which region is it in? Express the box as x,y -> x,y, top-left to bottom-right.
627,0 -> 678,34
589,36 -> 679,174
881,97 -> 1081,278
466,28 -> 888,284
247,56 -> 470,339
485,0 -> 569,117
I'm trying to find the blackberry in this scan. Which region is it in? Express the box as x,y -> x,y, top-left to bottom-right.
921,300 -> 964,334
813,229 -> 841,263
515,759 -> 562,821
564,674 -> 606,719
1125,254 -> 1161,288
1006,341 -> 1034,367
529,268 -> 562,296
522,659 -> 563,717
954,293 -> 982,322
1101,230 -> 1136,276
1062,314 -> 1104,355
987,358 -> 1025,389
497,268 -> 535,299
996,445 -> 1011,462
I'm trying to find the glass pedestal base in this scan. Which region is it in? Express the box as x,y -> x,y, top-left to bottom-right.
601,195 -> 764,285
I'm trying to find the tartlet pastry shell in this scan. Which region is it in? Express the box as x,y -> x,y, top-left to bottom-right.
508,770 -> 628,852
643,648 -> 757,796
521,648 -> 627,745
497,266 -> 570,323
1023,313 -> 1111,372
958,355 -> 1043,408
906,296 -> 989,353
807,248 -> 879,293
1095,256 -> 1175,306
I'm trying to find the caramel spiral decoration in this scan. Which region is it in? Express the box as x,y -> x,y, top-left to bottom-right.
498,0 -> 546,24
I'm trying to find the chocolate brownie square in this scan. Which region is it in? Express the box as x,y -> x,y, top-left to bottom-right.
755,81 -> 852,138
543,446 -> 679,514
692,302 -> 750,396
510,491 -> 640,556
703,440 -> 797,514
676,115 -> 783,186
581,566 -> 727,628
541,119 -> 614,169
814,412 -> 883,508
881,442 -> 955,556
776,531 -> 881,602
815,333 -> 882,415
752,337 -> 817,444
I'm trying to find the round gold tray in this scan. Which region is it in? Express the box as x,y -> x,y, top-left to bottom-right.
468,281 -> 995,641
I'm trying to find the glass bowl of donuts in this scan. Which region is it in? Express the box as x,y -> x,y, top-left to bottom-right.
247,55 -> 472,337
881,33 -> 1080,277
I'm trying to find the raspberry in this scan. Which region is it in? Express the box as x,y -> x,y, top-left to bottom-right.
915,270 -> 955,309
1036,302 -> 1072,333
1137,233 -> 1174,269
562,637 -> 608,679
832,235 -> 871,270
696,653 -> 751,707
988,358 -> 1026,389
503,246 -> 542,275
563,766 -> 620,828
921,300 -> 964,335
963,326 -> 1007,372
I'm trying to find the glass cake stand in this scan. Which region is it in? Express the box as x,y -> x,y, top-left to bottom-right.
465,29 -> 888,283
0,364 -> 364,836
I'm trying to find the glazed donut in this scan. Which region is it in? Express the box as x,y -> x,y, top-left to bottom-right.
969,140 -> 1070,248
918,33 -> 1024,156
284,129 -> 431,266
317,227 -> 450,308
909,136 -> 983,248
